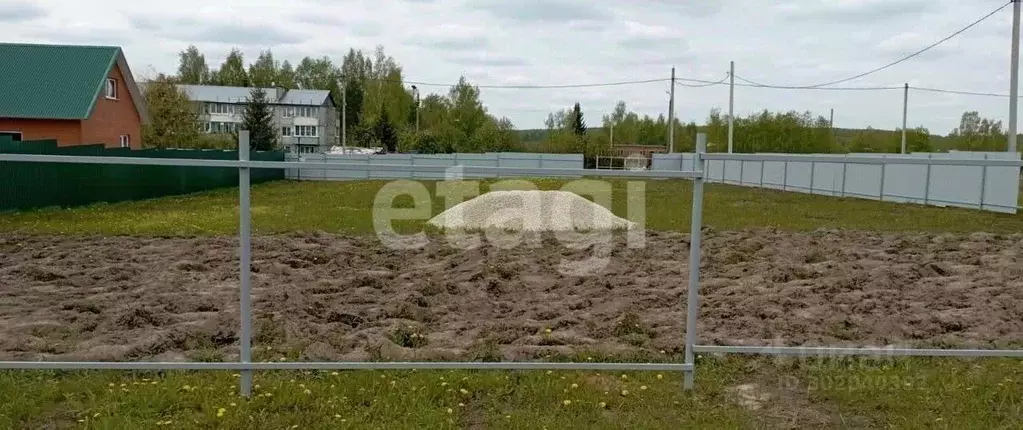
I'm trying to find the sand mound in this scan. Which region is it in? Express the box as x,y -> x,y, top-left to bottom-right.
427,190 -> 636,231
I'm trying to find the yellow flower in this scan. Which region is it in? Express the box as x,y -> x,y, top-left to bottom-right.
279,357 -> 287,362
304,389 -> 312,395
640,385 -> 648,390
656,374 -> 663,380
563,400 -> 571,406
458,403 -> 465,407
182,385 -> 191,391
108,383 -> 115,387
446,408 -> 453,414
331,372 -> 339,376
570,383 -> 578,389
620,374 -> 627,379
544,328 -> 552,334
441,382 -> 448,386
459,388 -> 469,395
334,414 -> 342,418
621,390 -> 629,396
599,402 -> 607,409
546,371 -> 553,375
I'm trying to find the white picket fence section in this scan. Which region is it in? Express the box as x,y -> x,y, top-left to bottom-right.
285,152 -> 584,180
652,151 -> 1022,214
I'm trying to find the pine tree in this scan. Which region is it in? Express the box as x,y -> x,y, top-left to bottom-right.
571,102 -> 586,136
241,87 -> 278,151
375,104 -> 398,152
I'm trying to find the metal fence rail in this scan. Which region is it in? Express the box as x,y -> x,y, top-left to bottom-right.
0,131 -> 703,397
1,132 -> 1020,397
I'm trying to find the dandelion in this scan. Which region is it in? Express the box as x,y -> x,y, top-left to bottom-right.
230,403 -> 237,407
446,408 -> 453,414
331,372 -> 339,376
586,356 -> 593,361
233,373 -> 240,378
217,408 -> 227,418
255,384 -> 261,389
659,350 -> 666,354
620,374 -> 627,380
335,414 -> 342,418
640,385 -> 648,390
459,388 -> 469,395
108,383 -> 115,387
563,400 -> 571,406
621,390 -> 629,396
546,371 -> 553,375
299,384 -> 306,388
304,389 -> 312,395
458,403 -> 465,407
441,382 -> 448,386
279,357 -> 287,362
657,374 -> 663,380
182,385 -> 191,391
599,402 -> 607,409
545,328 -> 552,334
570,383 -> 578,389
505,415 -> 511,419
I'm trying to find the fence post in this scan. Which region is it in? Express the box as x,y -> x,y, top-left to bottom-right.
923,155 -> 932,205
809,160 -> 815,194
879,157 -> 887,202
782,160 -> 788,192
979,154 -> 989,210
738,160 -> 744,186
683,133 -> 707,391
840,156 -> 847,197
759,160 -> 765,187
238,131 -> 253,398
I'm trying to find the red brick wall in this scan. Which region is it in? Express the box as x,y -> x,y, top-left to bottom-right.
80,63 -> 142,149
0,118 -> 82,144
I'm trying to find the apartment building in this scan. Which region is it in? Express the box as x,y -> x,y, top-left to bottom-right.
177,84 -> 339,153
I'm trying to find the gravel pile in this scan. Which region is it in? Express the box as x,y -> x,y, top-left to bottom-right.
427,190 -> 636,231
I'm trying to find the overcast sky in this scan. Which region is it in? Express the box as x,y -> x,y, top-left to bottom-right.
2,0 -> 1018,134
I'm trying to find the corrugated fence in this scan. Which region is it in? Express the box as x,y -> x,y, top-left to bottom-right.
652,151 -> 1022,214
0,138 -> 284,212
284,152 -> 585,180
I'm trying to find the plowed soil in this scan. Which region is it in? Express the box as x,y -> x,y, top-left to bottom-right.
1,229 -> 1022,362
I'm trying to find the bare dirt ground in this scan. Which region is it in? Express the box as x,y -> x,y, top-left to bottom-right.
1,229 -> 1022,362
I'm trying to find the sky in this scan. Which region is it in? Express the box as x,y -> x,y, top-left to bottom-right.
1,0 -> 1019,134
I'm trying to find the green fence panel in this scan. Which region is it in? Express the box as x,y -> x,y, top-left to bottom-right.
0,140 -> 285,212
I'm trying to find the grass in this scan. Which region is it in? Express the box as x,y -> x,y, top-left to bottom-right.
1,178 -> 1021,236
0,178 -> 1021,427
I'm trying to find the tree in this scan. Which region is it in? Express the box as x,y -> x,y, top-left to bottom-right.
141,74 -> 201,148
248,50 -> 278,87
214,48 -> 248,87
570,102 -> 586,136
177,45 -> 209,84
374,104 -> 398,152
241,87 -> 278,151
276,60 -> 297,89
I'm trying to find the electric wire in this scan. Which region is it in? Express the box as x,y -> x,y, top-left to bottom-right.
726,1 -> 1012,89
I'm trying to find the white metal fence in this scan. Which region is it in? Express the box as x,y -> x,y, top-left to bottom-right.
285,152 -> 584,180
1,132 -> 1022,397
653,151 -> 1022,214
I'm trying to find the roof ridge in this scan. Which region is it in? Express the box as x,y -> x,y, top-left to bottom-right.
0,42 -> 120,50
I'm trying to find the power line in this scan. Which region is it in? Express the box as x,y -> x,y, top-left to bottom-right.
913,87 -> 1009,97
733,74 -> 903,90
730,1 -> 1012,89
675,74 -> 730,88
383,77 -> 671,89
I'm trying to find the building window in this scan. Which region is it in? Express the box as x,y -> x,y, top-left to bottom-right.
0,131 -> 23,142
119,134 -> 130,148
204,121 -> 238,134
281,107 -> 295,118
299,146 -> 317,154
295,106 -> 315,117
208,103 -> 240,115
105,78 -> 117,99
281,126 -> 293,136
295,125 -> 317,137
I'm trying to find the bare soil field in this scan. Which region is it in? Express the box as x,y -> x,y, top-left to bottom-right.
1,229 -> 1022,362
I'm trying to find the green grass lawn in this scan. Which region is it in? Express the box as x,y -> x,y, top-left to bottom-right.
0,179 -> 1021,428
1,178 -> 1021,236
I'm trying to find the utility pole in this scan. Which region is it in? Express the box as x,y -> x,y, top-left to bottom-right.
668,67 -> 676,153
411,85 -> 420,134
728,61 -> 735,153
341,79 -> 347,153
1009,0 -> 1021,153
829,108 -> 835,146
901,83 -> 909,154
610,121 -> 614,148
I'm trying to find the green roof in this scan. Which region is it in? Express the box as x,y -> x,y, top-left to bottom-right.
0,43 -> 120,120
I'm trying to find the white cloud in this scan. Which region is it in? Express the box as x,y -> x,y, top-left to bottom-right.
3,0 -> 1017,134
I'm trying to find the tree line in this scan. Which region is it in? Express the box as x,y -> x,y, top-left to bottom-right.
142,45 -> 518,152
523,101 -> 1015,158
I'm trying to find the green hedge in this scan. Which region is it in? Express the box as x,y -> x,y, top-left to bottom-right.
0,138 -> 284,212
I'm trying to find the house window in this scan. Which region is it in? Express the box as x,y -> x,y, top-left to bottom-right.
295,106 -> 315,117
295,125 -> 317,137
119,134 -> 130,148
0,131 -> 23,141
281,107 -> 295,118
299,145 -> 317,154
281,126 -> 293,136
105,78 -> 117,99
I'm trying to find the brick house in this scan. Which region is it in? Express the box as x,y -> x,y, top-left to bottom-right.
0,43 -> 148,149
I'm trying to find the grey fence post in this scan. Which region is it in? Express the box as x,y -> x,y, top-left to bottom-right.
879,158 -> 887,202
759,160 -> 765,187
738,160 -> 744,186
238,131 -> 253,398
840,157 -> 847,197
782,160 -> 788,191
809,161 -> 816,194
923,155 -> 932,205
979,154 -> 989,210
683,133 -> 707,391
